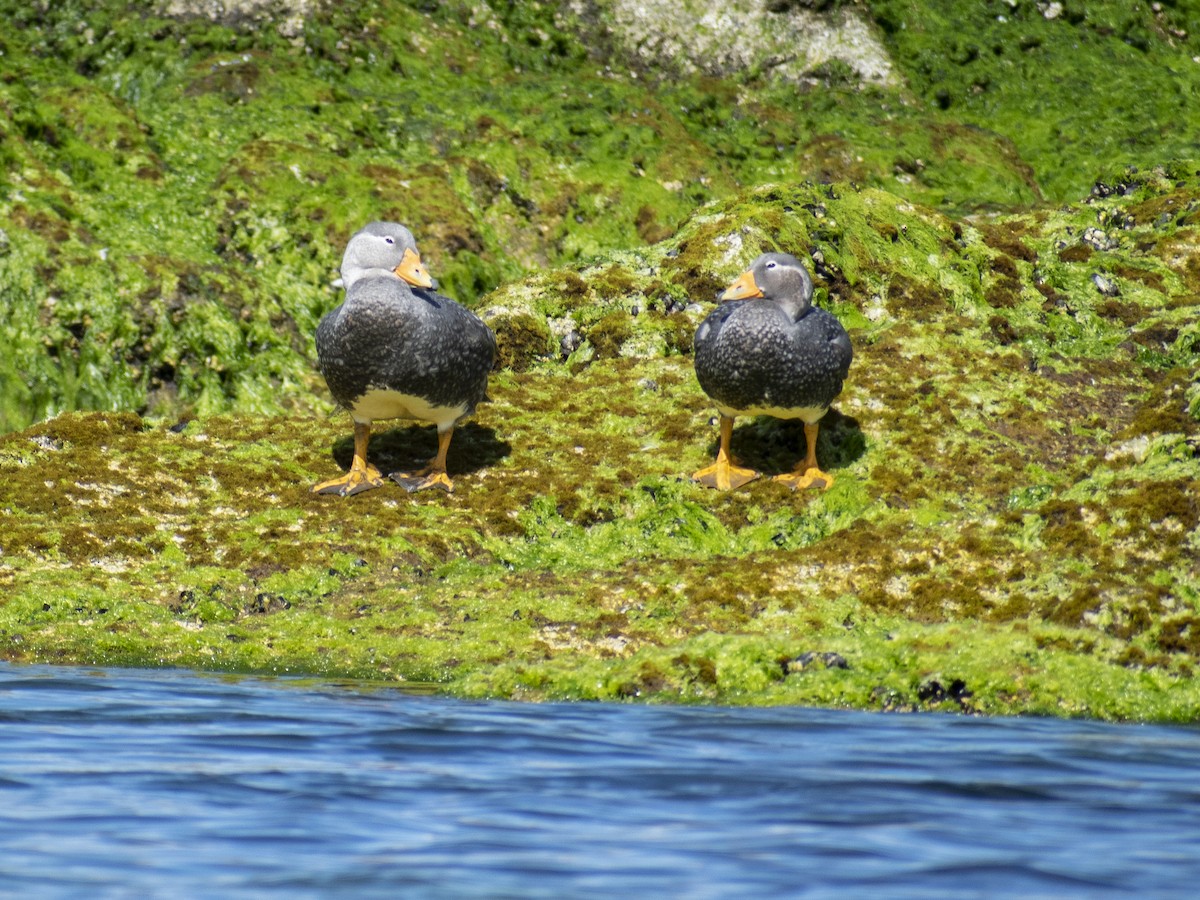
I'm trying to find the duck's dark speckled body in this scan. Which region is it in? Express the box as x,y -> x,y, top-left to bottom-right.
692,252 -> 853,491
316,281 -> 495,428
313,222 -> 496,496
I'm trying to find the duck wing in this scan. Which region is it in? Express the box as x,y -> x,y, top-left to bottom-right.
397,288 -> 496,408
693,300 -> 743,352
811,308 -> 853,378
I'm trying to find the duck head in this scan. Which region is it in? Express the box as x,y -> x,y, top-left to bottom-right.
721,252 -> 814,320
340,221 -> 434,291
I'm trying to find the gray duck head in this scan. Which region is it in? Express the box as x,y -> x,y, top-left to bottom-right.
340,222 -> 433,291
721,252 -> 814,320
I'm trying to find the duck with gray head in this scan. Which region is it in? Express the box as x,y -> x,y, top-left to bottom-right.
692,251 -> 852,491
313,222 -> 496,495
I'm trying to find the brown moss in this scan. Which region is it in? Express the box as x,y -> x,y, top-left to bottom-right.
1046,585 -> 1103,626
1157,615 -> 1200,657
591,265 -> 638,300
888,272 -> 948,317
9,205 -> 73,243
1128,324 -> 1180,353
796,133 -> 870,184
1113,645 -> 1159,669
652,312 -> 694,356
1119,369 -> 1199,438
1127,189 -> 1200,226
464,158 -> 505,204
1111,264 -> 1166,293
1097,299 -> 1142,327
985,254 -> 1022,309
977,222 -> 1037,263
616,660 -> 668,698
585,312 -> 634,358
560,271 -> 589,300
985,283 -> 1020,309
903,577 -> 992,622
28,411 -> 146,444
1114,477 -> 1200,535
1037,499 -> 1099,552
1058,245 -> 1093,263
991,255 -> 1019,280
57,526 -> 103,557
672,652 -> 718,686
987,314 -> 1020,345
489,313 -> 554,371
635,205 -> 675,244
185,55 -> 262,100
873,221 -> 900,243
1171,251 -> 1200,297
661,222 -> 730,301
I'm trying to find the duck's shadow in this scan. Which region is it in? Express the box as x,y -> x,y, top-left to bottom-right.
714,409 -> 866,477
329,422 -> 511,477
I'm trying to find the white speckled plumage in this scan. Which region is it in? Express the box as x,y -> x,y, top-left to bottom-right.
694,252 -> 851,419
692,251 -> 853,491
312,222 -> 496,495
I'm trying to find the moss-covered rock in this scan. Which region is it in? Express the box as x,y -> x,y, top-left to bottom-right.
2,1 -> 1199,719
10,0 -> 1192,426
3,167 -> 1198,718
563,0 -> 899,86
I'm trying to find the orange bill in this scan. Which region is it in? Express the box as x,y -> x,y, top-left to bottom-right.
720,269 -> 762,301
394,247 -> 434,288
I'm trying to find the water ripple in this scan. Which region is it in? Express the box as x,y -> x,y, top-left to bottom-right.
2,663 -> 1199,898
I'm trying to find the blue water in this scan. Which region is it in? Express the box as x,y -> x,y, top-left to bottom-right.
2,664 -> 1200,898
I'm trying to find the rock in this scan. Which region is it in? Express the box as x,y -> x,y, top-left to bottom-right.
564,0 -> 897,86
784,651 -> 850,674
1082,227 -> 1118,251
917,678 -> 972,706
1091,272 -> 1121,296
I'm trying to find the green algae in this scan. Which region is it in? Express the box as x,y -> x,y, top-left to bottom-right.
2,2 -> 1200,720
9,0 -> 1197,426
868,0 -> 1200,201
4,167 -> 1199,719
1,316 -> 1196,718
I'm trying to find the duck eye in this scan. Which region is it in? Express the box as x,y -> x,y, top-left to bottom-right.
384,236 -> 395,245
766,261 -> 777,269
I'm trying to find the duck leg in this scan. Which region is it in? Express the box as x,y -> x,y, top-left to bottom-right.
392,426 -> 455,493
774,422 -> 834,491
692,415 -> 759,491
313,420 -> 385,496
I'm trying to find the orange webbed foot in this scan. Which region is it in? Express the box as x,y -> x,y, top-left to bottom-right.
312,465 -> 385,497
773,467 -> 834,491
391,462 -> 454,493
692,459 -> 760,491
